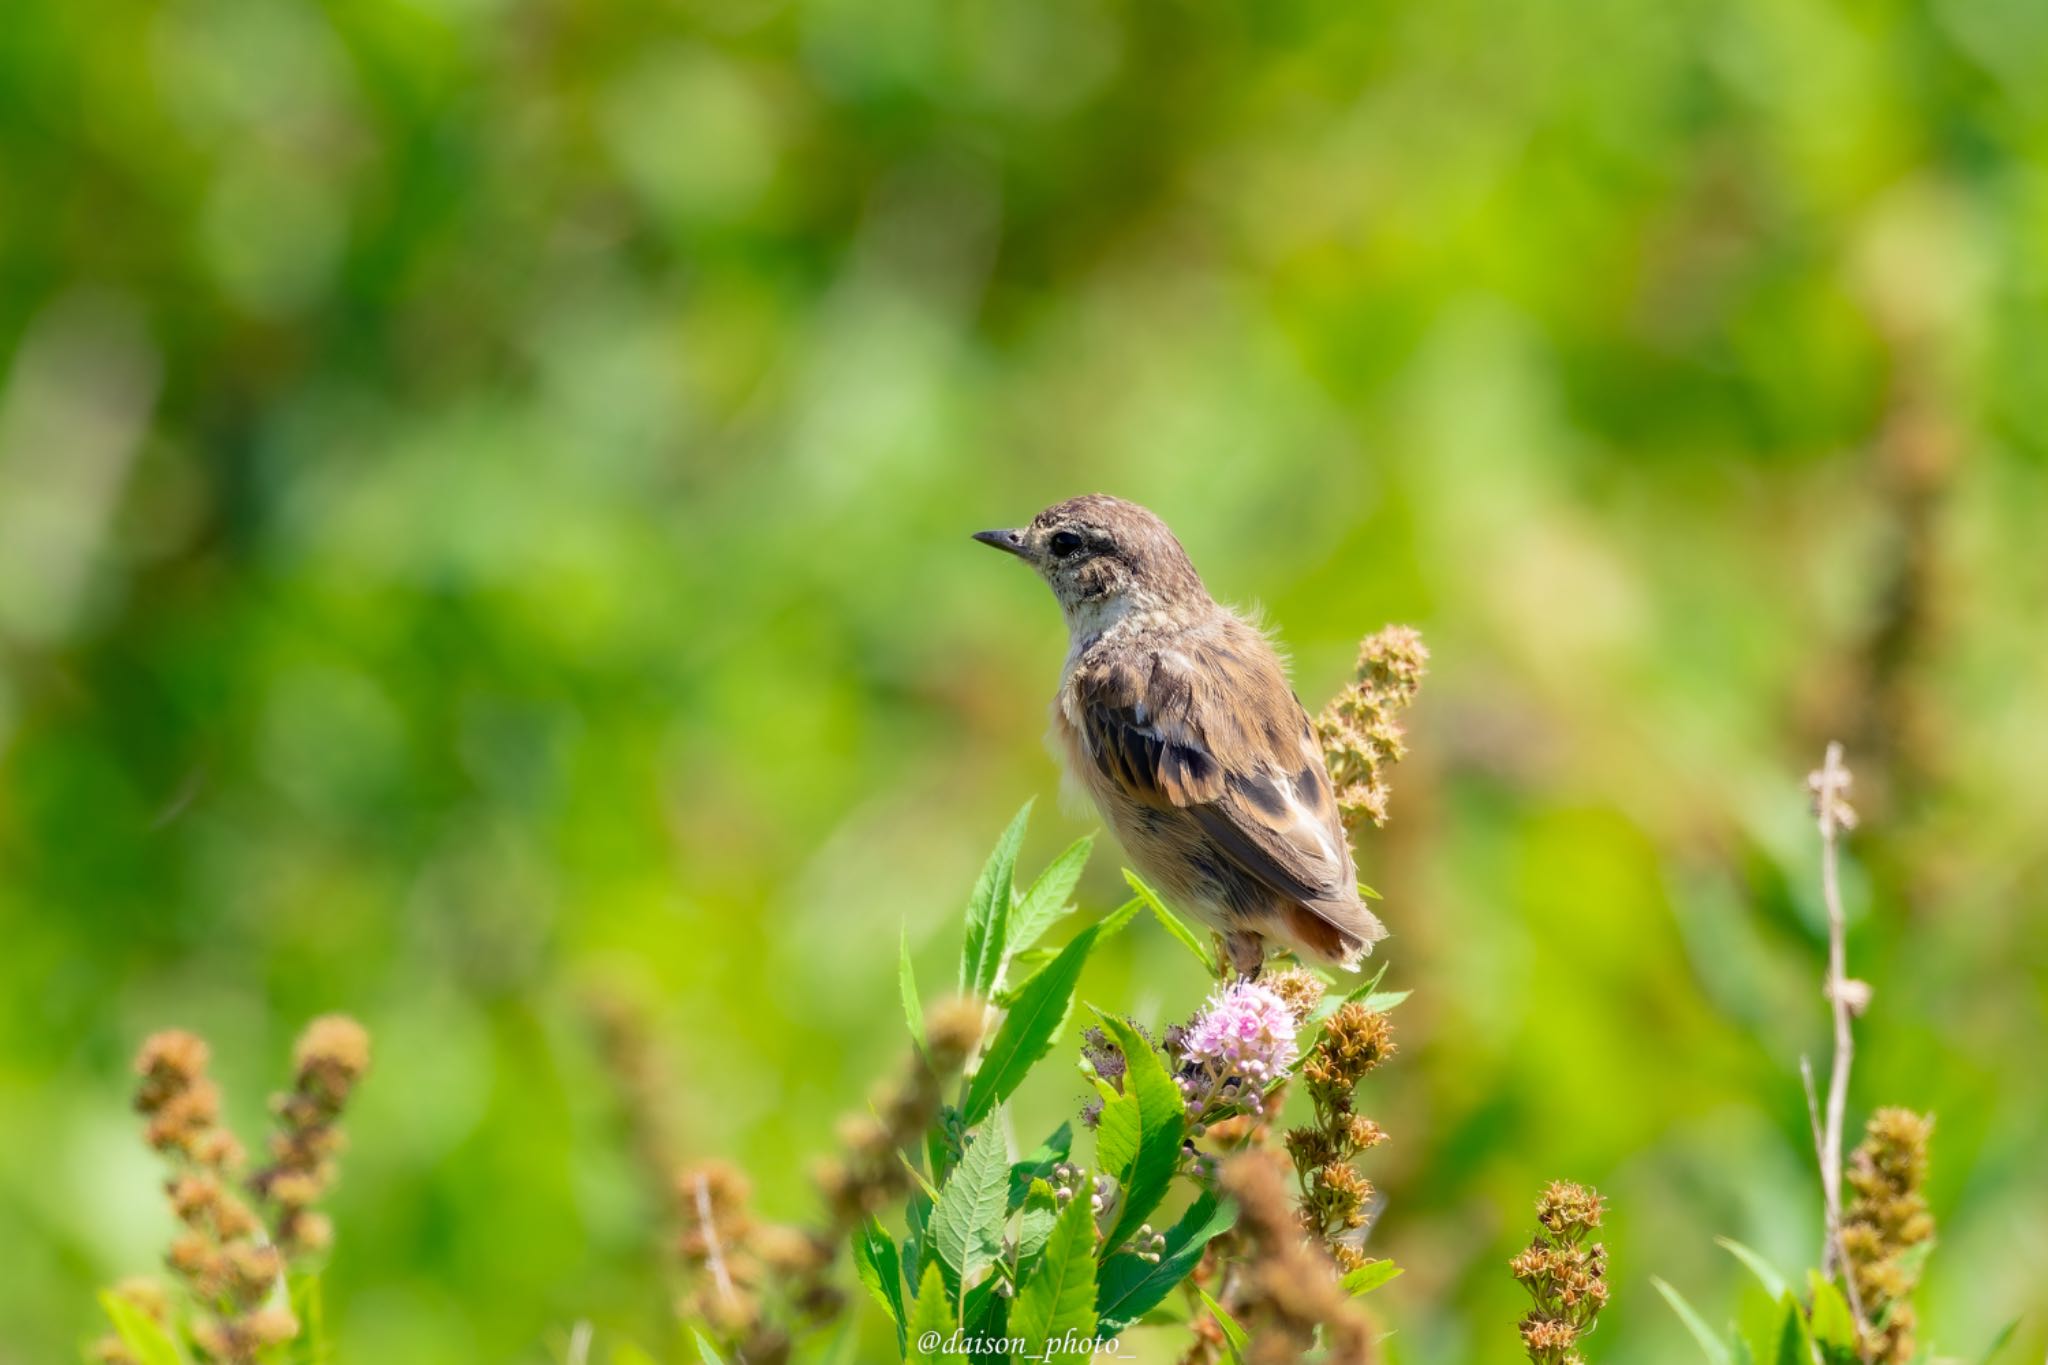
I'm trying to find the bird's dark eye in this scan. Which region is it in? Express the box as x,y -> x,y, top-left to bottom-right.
1049,530 -> 1084,558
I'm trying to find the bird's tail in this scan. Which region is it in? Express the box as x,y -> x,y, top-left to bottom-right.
1282,897 -> 1389,973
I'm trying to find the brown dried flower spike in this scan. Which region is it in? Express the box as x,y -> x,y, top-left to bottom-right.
680,997 -> 983,1365
1510,1181 -> 1610,1365
250,1014 -> 372,1260
1841,1109 -> 1935,1364
112,1017 -> 370,1364
129,1030 -> 286,1362
1285,1002 -> 1396,1272
1218,1149 -> 1381,1365
1315,625 -> 1429,832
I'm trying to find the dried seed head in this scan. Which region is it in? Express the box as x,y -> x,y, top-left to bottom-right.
134,1031 -> 211,1113
1262,967 -> 1327,1023
1844,1109 -> 1935,1364
924,998 -> 985,1069
293,1015 -> 371,1103
1511,1180 -> 1610,1364
1534,1181 -> 1604,1236
244,1307 -> 301,1347
1315,625 -> 1429,831
1806,743 -> 1859,834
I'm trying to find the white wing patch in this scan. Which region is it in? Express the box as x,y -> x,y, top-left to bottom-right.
1272,771 -> 1340,867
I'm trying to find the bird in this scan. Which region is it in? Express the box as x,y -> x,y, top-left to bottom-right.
973,494 -> 1386,977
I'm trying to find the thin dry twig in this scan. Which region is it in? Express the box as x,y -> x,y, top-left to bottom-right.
692,1171 -> 738,1307
1807,742 -> 1870,1337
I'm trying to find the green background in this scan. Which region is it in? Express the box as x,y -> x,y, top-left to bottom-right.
3,0 -> 2045,1359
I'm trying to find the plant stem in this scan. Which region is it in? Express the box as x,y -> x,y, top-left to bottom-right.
1810,742 -> 1869,1339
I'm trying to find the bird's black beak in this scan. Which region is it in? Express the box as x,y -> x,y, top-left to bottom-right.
972,528 -> 1028,558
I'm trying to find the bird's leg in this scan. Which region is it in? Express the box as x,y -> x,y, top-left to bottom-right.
1223,931 -> 1266,981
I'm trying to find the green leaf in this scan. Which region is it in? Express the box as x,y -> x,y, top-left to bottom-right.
928,1121 -> 1011,1291
1715,1238 -> 1790,1301
963,1275 -> 1008,1341
1089,1072 -> 1139,1181
1014,1178 -> 1061,1267
610,1345 -> 662,1365
97,1292 -> 186,1365
1340,1259 -> 1404,1295
1095,1194 -> 1237,1335
1652,1277 -> 1736,1365
965,924 -> 1101,1124
997,948 -> 1058,997
1089,1011 -> 1187,1252
816,1318 -> 862,1365
1010,1174 -> 1100,1363
1307,962 -> 1387,1025
1978,1318 -> 2022,1364
907,1262 -> 966,1364
1196,1288 -> 1248,1363
1122,870 -> 1217,975
1805,1271 -> 1857,1353
900,922 -> 927,1059
1009,1123 -> 1073,1207
1765,1293 -> 1811,1365
1358,989 -> 1410,1012
1097,897 -> 1143,941
905,1188 -> 932,1278
289,1273 -> 328,1364
854,1215 -> 907,1349
962,803 -> 1032,998
1010,835 -> 1094,955
691,1329 -> 729,1365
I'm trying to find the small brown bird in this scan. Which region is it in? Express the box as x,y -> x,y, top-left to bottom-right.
975,494 -> 1387,976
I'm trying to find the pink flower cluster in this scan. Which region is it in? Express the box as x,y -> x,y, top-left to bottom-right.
1187,982 -> 1294,1088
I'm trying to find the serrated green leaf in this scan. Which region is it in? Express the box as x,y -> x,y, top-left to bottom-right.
854,1215 -> 907,1350
962,804 -> 1032,998
98,1292 -> 186,1365
965,924 -> 1101,1124
1715,1237 -> 1789,1301
1653,1277 -> 1736,1365
1123,870 -> 1217,974
691,1329 -> 729,1365
1766,1293 -> 1811,1365
929,1121 -> 1011,1290
901,922 -> 927,1059
1010,836 -> 1094,955
1089,1070 -> 1139,1180
1095,1194 -> 1237,1335
1805,1271 -> 1857,1353
1097,897 -> 1143,941
1009,1123 -> 1073,1208
1358,989 -> 1410,1012
963,1274 -> 1008,1341
905,1189 -> 931,1278
1089,1011 -> 1186,1252
1196,1288 -> 1248,1363
1340,1259 -> 1403,1295
1308,962 -> 1387,1024
1014,1178 -> 1060,1267
1011,1174 -> 1100,1362
907,1262 -> 965,1363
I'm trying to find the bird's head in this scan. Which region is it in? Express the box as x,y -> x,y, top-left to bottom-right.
974,495 -> 1208,630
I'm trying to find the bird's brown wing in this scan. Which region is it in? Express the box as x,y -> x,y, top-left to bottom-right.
1073,625 -> 1359,913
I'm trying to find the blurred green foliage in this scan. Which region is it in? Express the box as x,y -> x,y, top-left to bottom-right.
2,0 -> 2046,1359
